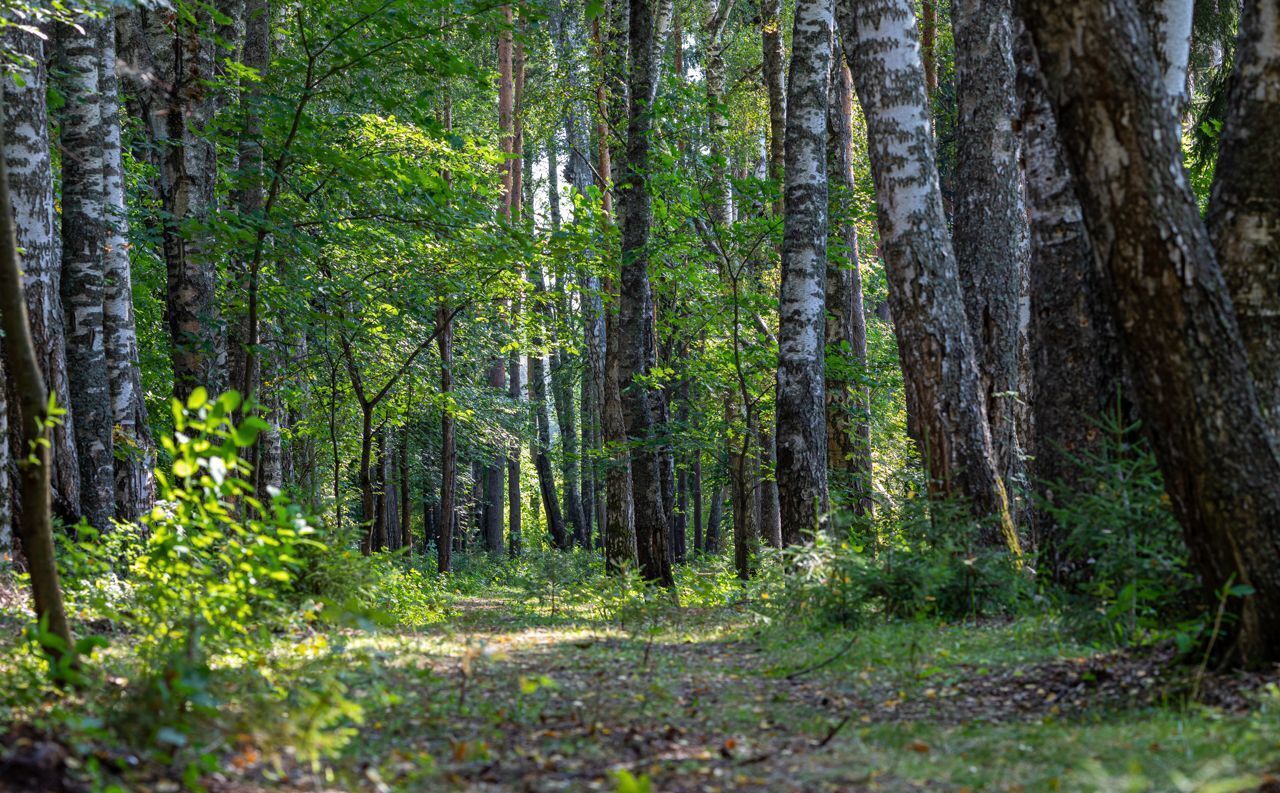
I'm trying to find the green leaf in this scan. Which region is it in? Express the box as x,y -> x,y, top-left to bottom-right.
187,386 -> 209,410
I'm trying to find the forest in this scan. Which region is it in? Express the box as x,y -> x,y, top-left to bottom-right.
0,0 -> 1278,789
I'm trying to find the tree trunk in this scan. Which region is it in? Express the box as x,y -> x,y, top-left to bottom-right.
437,305 -> 456,573
57,19 -> 116,530
761,0 -> 787,213
358,407 -> 375,555
776,0 -> 833,545
118,7 -> 225,399
1208,0 -> 1280,436
1138,0 -> 1194,110
400,424 -> 412,554
99,19 -> 154,521
921,1 -> 938,99
0,107 -> 74,662
1015,27 -> 1121,571
825,45 -> 874,517
706,483 -> 725,553
0,355 -> 9,557
952,0 -> 1028,514
2,28 -> 80,523
837,0 -> 1020,556
530,261 -> 569,550
691,454 -> 703,553
619,0 -> 675,587
1019,0 -> 1280,666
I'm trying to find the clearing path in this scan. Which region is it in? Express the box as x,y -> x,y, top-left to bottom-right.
315,593 -> 1280,792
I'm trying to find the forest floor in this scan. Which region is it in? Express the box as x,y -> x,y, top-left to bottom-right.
237,589 -> 1278,792
5,583 -> 1280,792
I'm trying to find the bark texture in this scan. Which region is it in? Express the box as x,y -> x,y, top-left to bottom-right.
837,0 -> 1020,554
100,19 -> 154,521
1208,0 -> 1280,436
776,0 -> 834,544
618,0 -> 675,586
1015,27 -> 1122,570
952,0 -> 1028,506
0,107 -> 74,660
58,19 -> 116,529
437,305 -> 456,573
1020,0 -> 1280,666
1,28 -> 80,520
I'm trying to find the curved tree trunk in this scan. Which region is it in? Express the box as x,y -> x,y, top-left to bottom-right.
1019,0 -> 1280,667
776,0 -> 833,544
58,19 -> 116,530
0,109 -> 74,662
1,28 -> 80,521
837,0 -> 1020,555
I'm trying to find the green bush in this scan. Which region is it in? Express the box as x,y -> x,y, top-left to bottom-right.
1038,407 -> 1197,645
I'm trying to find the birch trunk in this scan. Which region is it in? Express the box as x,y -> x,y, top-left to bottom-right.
1,28 -> 80,520
1016,27 -> 1122,571
58,19 -> 116,529
99,19 -> 154,521
776,0 -> 833,544
1208,0 -> 1280,436
761,0 -> 786,211
619,0 -> 675,586
952,0 -> 1028,509
836,0 -> 1020,555
0,109 -> 74,660
530,261 -> 569,550
1019,0 -> 1280,666
825,47 -> 874,517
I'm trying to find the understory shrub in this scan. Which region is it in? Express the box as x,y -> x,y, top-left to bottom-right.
1038,407 -> 1197,645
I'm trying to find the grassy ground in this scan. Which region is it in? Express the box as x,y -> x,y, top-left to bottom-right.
3,578 -> 1280,792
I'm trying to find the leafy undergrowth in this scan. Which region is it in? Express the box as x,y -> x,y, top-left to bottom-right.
3,575 -> 1279,793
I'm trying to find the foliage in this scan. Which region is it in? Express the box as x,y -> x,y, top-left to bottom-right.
1041,407 -> 1197,645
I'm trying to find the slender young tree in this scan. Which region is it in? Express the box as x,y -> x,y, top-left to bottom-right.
437,303 -> 457,573
761,0 -> 786,212
825,46 -> 873,517
836,0 -> 1021,555
776,0 -> 833,544
57,19 -> 115,529
529,260 -> 569,549
1019,0 -> 1280,666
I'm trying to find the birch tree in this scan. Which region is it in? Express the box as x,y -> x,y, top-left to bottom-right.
2,27 -> 80,519
1208,0 -> 1280,435
1019,0 -> 1280,665
57,19 -> 115,529
100,18 -> 153,520
776,0 -> 833,543
836,0 -> 1021,555
619,0 -> 675,586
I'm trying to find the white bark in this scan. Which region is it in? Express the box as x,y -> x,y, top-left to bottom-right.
776,0 -> 833,542
2,27 -> 81,516
100,18 -> 154,520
